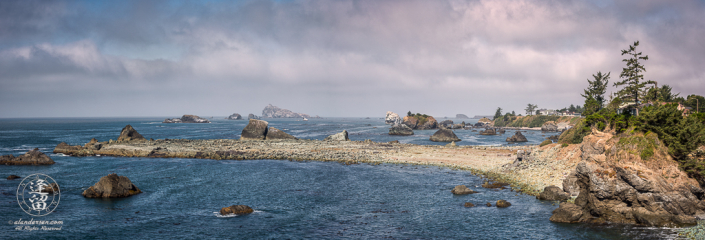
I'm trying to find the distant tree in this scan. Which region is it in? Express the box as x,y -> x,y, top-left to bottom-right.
576,105 -> 583,113
685,95 -> 705,113
525,104 -> 537,116
493,107 -> 503,120
407,111 -> 412,117
511,111 -> 516,116
614,41 -> 656,115
581,71 -> 610,108
536,110 -> 541,115
568,104 -> 576,112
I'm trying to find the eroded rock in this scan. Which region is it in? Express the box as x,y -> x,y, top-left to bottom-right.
220,205 -> 254,215
430,129 -> 461,142
82,173 -> 142,198
240,119 -> 269,140
325,130 -> 350,141
118,125 -> 145,142
451,185 -> 477,195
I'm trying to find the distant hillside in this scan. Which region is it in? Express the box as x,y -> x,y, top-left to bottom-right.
493,115 -> 581,128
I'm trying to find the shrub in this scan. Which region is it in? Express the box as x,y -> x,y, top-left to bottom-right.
561,143 -> 569,148
540,140 -> 552,147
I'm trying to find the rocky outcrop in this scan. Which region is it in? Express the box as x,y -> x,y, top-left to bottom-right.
451,185 -> 477,195
82,173 -> 142,198
439,120 -> 454,129
541,121 -> 559,132
325,130 -> 349,141
496,200 -> 511,208
248,114 -> 260,120
226,113 -> 242,120
418,116 -> 438,130
266,127 -> 296,140
385,111 -> 402,125
402,115 -> 438,130
479,128 -> 497,135
240,119 -> 269,140
453,123 -> 465,129
537,185 -> 570,201
118,125 -> 145,142
261,104 -> 310,118
456,114 -> 469,119
430,129 -> 461,142
0,148 -> 55,165
220,205 -> 254,215
550,130 -> 705,227
506,131 -> 528,142
163,115 -> 211,123
402,116 -> 418,129
389,124 -> 413,136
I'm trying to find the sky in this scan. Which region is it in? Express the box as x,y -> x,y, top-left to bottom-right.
1,0 -> 704,118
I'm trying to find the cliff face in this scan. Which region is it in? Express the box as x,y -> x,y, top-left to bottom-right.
549,128 -> 705,227
261,104 -> 310,118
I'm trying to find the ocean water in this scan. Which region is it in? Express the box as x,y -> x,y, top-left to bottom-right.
0,117 -> 683,239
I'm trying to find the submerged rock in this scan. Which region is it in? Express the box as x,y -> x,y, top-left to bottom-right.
389,124 -> 414,136
240,119 -> 269,140
496,200 -> 511,208
325,130 -> 349,141
464,202 -> 475,207
451,185 -> 477,195
0,148 -> 55,165
220,205 -> 254,215
479,128 -> 497,135
266,127 -> 296,140
118,125 -> 145,142
430,129 -> 461,142
506,131 -> 528,142
226,113 -> 242,120
537,185 -> 569,201
83,173 -> 142,198
7,175 -> 21,180
385,111 -> 402,125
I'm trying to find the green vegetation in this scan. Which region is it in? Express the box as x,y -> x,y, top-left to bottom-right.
645,84 -> 680,103
493,115 -> 565,128
613,41 -> 656,114
539,140 -> 552,147
581,71 -> 610,116
493,107 -> 503,120
407,112 -> 432,126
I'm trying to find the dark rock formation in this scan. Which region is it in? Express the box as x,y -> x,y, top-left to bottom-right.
261,104 -> 310,118
325,130 -> 349,141
41,183 -> 59,194
549,202 -> 584,223
0,148 -> 55,165
385,111 -> 402,125
7,175 -> 20,180
163,115 -> 211,123
537,185 -> 570,201
389,124 -> 414,136
456,114 -> 469,119
118,125 -> 145,142
506,131 -> 528,142
486,202 -> 492,207
226,113 -> 242,120
266,127 -> 296,140
479,128 -> 497,135
430,129 -> 461,142
439,120 -> 454,129
498,128 -> 506,134
83,173 -> 142,198
220,205 -> 254,215
240,119 -> 269,140
248,114 -> 260,120
541,121 -> 558,132
451,185 -> 477,195
464,202 -> 475,207
496,200 -> 511,208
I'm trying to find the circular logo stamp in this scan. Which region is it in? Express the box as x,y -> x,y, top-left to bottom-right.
16,173 -> 60,216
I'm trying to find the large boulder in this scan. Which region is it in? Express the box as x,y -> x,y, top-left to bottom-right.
163,115 -> 210,123
240,119 -> 269,140
496,200 -> 511,208
0,148 -> 55,165
82,173 -> 142,198
385,111 -> 402,125
537,185 -> 570,201
439,120 -> 454,129
226,113 -> 242,120
506,131 -> 528,142
451,185 -> 477,195
266,127 -> 296,140
324,130 -> 349,141
389,124 -> 414,136
430,129 -> 461,142
541,121 -> 559,132
402,116 -> 418,129
117,125 -> 145,142
220,205 -> 254,215
479,128 -> 497,135
549,202 -> 584,223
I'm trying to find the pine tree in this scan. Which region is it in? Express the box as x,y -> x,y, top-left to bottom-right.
525,104 -> 537,116
613,41 -> 656,115
581,71 -> 610,108
493,107 -> 503,120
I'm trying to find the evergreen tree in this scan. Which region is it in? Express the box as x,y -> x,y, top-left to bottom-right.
581,71 -> 610,108
614,41 -> 656,115
493,107 -> 503,120
583,96 -> 600,116
407,111 -> 412,117
525,104 -> 537,116
568,104 -> 576,112
511,111 -> 515,116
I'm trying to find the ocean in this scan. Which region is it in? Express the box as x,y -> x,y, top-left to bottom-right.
0,117 -> 682,239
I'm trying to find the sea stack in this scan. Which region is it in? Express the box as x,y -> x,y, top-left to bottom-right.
82,173 -> 142,198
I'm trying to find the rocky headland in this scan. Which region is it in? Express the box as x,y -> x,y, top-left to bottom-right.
163,115 -> 211,123
261,104 -> 310,118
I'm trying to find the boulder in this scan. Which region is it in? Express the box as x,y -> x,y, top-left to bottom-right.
240,119 -> 269,140
385,111 -> 402,125
549,202 -> 585,223
402,116 -> 418,129
248,114 -> 260,120
324,130 -> 350,141
506,131 -> 528,142
537,185 -> 570,201
418,116 -> 438,130
439,120 -> 454,129
41,183 -> 59,194
430,129 -> 461,142
541,121 -> 559,132
117,125 -> 145,142
261,104 -> 310,118
456,114 -> 469,119
464,202 -> 475,207
266,127 -> 296,140
498,128 -> 506,134
226,113 -> 242,120
7,175 -> 21,180
452,124 -> 464,129
389,124 -> 414,136
220,205 -> 254,215
0,148 -> 55,165
82,173 -> 142,198
486,202 -> 492,207
164,115 -> 210,123
496,200 -> 511,208
479,128 -> 497,135
451,185 -> 477,195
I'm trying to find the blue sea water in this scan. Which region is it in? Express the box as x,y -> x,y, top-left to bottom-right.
0,117 -> 683,239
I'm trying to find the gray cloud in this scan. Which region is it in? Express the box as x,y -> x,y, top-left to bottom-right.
1,0 -> 704,118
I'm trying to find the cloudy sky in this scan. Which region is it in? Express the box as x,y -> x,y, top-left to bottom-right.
1,0 -> 704,118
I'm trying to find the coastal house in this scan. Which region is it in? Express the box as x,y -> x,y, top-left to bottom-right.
538,109 -> 558,116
